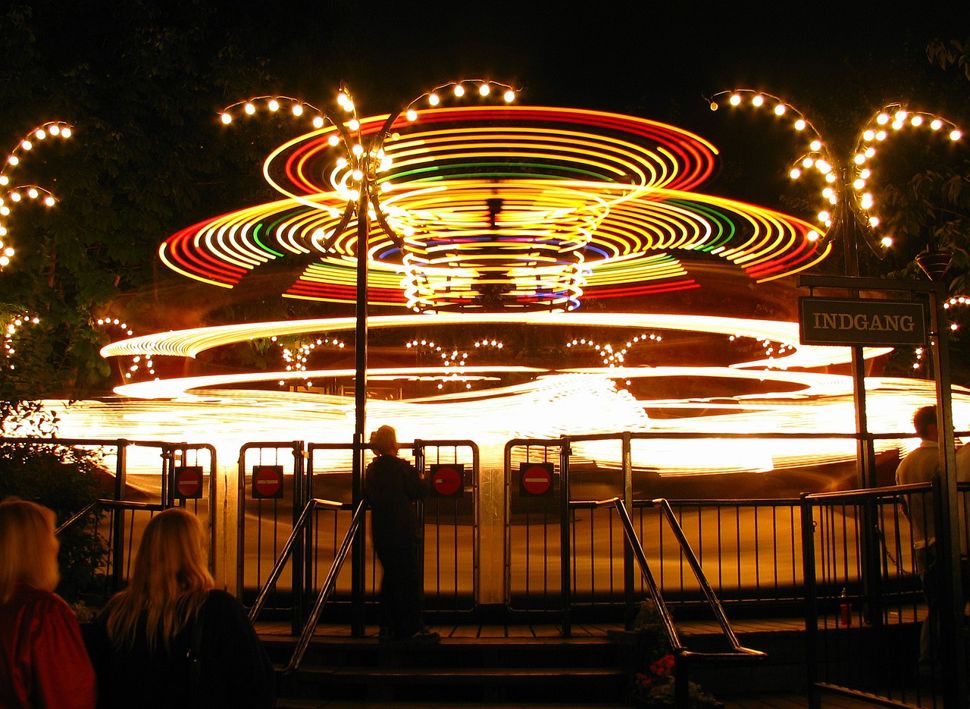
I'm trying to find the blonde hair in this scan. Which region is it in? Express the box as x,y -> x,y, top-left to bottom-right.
369,425 -> 399,456
105,507 -> 214,651
0,499 -> 60,603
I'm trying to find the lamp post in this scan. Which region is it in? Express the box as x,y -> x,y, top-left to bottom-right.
710,90 -> 963,488
221,81 -> 518,633
712,89 -> 967,706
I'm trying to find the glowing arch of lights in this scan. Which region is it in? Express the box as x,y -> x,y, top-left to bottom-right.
159,105 -> 829,311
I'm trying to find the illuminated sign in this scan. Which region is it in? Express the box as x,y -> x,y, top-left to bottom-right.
799,297 -> 925,347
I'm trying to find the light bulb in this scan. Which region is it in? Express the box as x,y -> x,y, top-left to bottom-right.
503,89 -> 515,102
794,119 -> 806,131
406,109 -> 418,121
453,84 -> 465,97
479,83 -> 490,96
911,115 -> 923,127
34,129 -> 46,140
752,94 -> 764,107
428,93 -> 440,106
789,168 -> 801,179
244,102 -> 256,115
327,134 -> 340,146
810,139 -> 822,151
876,113 -> 889,125
729,94 -> 742,106
292,104 -> 304,117
220,113 -> 232,124
950,129 -> 962,141
312,116 -> 324,129
49,125 -> 60,136
21,140 -> 32,151
773,104 -> 786,116
930,119 -> 943,130
268,99 -> 280,112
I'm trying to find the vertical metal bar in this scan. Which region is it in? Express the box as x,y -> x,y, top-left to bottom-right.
414,441 -> 426,603
292,442 -> 305,635
622,433 -> 634,626
236,445 -> 247,604
111,441 -> 127,592
351,191 -> 370,638
206,445 -> 218,577
559,437 -> 571,637
928,285 -> 967,709
801,494 -> 821,709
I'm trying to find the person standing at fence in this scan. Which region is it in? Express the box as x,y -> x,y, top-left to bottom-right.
0,498 -> 96,709
894,405 -> 970,673
86,508 -> 274,708
364,425 -> 438,643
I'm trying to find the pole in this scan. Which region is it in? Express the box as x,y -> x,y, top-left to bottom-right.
928,285 -> 966,708
351,178 -> 369,637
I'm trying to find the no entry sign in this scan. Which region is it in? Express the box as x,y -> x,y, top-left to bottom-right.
174,466 -> 203,500
252,465 -> 284,499
430,464 -> 464,497
519,462 -> 554,496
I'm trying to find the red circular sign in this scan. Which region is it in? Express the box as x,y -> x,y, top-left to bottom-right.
431,465 -> 462,497
521,464 -> 552,496
175,466 -> 203,499
253,466 -> 283,499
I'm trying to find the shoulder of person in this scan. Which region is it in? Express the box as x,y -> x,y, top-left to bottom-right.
17,584 -> 75,617
202,589 -> 244,614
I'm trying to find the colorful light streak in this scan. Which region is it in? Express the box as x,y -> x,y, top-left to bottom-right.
159,104 -> 828,310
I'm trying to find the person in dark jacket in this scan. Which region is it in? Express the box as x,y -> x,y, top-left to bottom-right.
86,508 -> 274,708
363,425 -> 437,643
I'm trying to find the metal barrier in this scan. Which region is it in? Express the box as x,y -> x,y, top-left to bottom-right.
801,482 -> 959,709
306,439 -> 480,615
3,437 -> 218,595
504,437 -> 569,613
594,496 -> 764,704
236,441 -> 305,624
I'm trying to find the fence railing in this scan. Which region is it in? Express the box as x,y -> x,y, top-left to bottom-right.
3,437 -> 217,596
801,482 -> 968,709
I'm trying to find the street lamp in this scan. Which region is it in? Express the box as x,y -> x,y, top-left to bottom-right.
709,88 -> 963,486
219,80 -> 518,632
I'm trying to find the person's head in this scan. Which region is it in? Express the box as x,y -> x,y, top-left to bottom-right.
106,507 -> 214,649
0,499 -> 60,603
914,405 -> 938,441
370,425 -> 399,456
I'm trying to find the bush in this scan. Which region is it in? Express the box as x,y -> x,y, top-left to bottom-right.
0,439 -> 109,603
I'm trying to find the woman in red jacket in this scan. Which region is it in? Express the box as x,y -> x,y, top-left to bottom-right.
0,498 -> 96,709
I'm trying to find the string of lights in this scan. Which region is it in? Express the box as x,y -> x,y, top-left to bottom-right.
0,121 -> 72,268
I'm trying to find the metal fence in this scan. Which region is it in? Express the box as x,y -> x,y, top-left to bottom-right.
2,437 -> 218,598
802,482 -> 970,709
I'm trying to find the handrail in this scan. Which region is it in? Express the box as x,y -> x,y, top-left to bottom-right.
248,497 -> 346,624
586,497 -> 764,660
287,499 -> 366,673
55,499 -> 164,535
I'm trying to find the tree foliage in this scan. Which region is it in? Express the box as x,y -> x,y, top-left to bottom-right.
0,0 -> 280,397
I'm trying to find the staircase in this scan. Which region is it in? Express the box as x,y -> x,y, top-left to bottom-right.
260,626 -> 630,706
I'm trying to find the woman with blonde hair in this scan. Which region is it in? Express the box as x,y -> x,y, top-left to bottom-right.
363,425 -> 437,643
0,498 -> 96,708
87,507 -> 273,708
